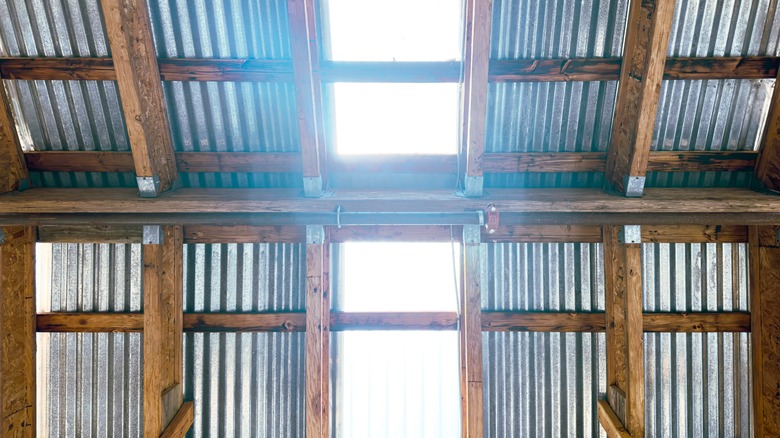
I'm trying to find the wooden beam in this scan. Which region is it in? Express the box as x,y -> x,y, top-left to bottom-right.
605,0 -> 676,197
0,81 -> 29,193
305,226 -> 328,437
641,225 -> 747,243
597,399 -> 632,438
159,401 -> 194,438
755,67 -> 780,192
331,312 -> 458,330
185,312 -> 306,332
288,0 -> 325,197
183,225 -> 306,244
643,311 -> 751,332
461,0 -> 493,197
482,312 -> 606,332
99,0 -> 177,197
461,225 -> 484,437
604,225 -> 644,436
37,312 -> 145,332
749,226 -> 780,437
37,224 -> 143,243
0,227 -> 36,436
4,56 -> 779,82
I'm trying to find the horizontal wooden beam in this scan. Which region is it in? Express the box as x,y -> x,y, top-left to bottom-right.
36,311 -> 751,333
37,224 -> 143,243
2,56 -> 778,82
183,225 -> 306,243
641,225 -> 747,243
23,151 -> 758,174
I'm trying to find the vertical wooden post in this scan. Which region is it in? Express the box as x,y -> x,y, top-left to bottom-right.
143,226 -> 188,437
0,227 -> 36,437
749,226 -> 780,437
306,225 -> 329,437
461,225 -> 483,437
602,225 -> 644,437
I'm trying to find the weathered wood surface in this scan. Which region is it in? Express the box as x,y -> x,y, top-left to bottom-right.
159,401 -> 194,438
749,226 -> 780,437
0,83 -> 29,193
461,227 -> 484,437
100,0 -> 177,196
183,225 -> 306,243
605,0 -> 676,196
305,231 -> 328,437
755,65 -> 780,192
37,224 -> 143,243
0,227 -> 36,436
597,399 -> 632,438
641,224 -> 747,243
3,56 -> 778,82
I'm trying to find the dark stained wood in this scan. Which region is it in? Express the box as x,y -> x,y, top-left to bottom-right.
605,0 -> 676,196
25,151 -> 135,172
647,150 -> 757,172
484,225 -> 602,243
3,56 -> 778,82
288,0 -> 324,196
159,401 -> 194,438
749,226 -> 780,437
643,312 -> 751,332
100,0 -> 177,196
37,225 -> 143,243
183,225 -> 306,243
482,312 -> 607,332
37,312 -> 144,332
0,83 -> 29,193
597,400 -> 632,438
484,152 -> 607,173
175,152 -> 301,173
331,312 -> 457,330
755,68 -> 780,192
0,227 -> 36,436
185,313 -> 306,332
641,225 -> 748,243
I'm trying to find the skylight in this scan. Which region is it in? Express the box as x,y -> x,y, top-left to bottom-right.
322,0 -> 463,61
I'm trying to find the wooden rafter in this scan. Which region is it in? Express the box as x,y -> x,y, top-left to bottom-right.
749,225 -> 780,436
603,225 -> 644,435
100,0 -> 178,197
461,0 -> 493,197
754,67 -> 780,192
288,0 -> 326,197
0,82 -> 29,193
4,56 -> 779,83
605,0 -> 676,197
0,227 -> 36,436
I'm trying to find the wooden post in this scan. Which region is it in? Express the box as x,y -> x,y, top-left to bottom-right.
0,83 -> 29,193
461,225 -> 483,437
754,64 -> 780,192
602,225 -> 644,436
100,0 -> 178,197
305,225 -> 329,437
143,226 -> 188,436
604,0 -> 676,197
0,227 -> 36,436
749,225 -> 780,437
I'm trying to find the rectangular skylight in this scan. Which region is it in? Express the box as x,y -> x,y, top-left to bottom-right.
333,83 -> 460,155
322,0 -> 463,61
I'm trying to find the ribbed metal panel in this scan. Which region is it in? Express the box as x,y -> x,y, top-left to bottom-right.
147,0 -> 292,59
483,242 -> 605,311
183,243 -> 305,312
0,0 -> 110,57
491,0 -> 629,59
668,0 -> 780,57
483,332 -> 607,438
184,332 -> 305,438
643,243 -> 751,437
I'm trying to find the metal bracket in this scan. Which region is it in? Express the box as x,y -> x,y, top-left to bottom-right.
142,225 -> 163,245
463,175 -> 484,197
618,225 -> 641,244
306,225 -> 325,244
623,175 -> 645,198
463,224 -> 481,244
137,176 -> 161,198
485,204 -> 499,234
303,176 -> 323,198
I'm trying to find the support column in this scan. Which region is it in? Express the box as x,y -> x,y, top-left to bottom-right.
306,225 -> 329,437
0,227 -> 36,436
601,225 -> 644,437
749,226 -> 780,437
461,225 -> 483,437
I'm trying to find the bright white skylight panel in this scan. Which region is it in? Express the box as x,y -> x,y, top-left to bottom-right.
340,242 -> 459,312
323,0 -> 463,61
333,83 -> 459,154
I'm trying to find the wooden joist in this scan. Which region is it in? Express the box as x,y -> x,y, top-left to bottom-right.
3,56 -> 779,83
604,225 -> 645,436
754,66 -> 780,192
0,227 -> 36,436
23,150 -> 759,175
461,0 -> 493,197
749,225 -> 780,437
99,0 -> 178,197
143,226 -> 184,436
288,0 -> 325,197
305,226 -> 329,437
0,82 -> 29,193
461,225 -> 484,437
605,0 -> 677,197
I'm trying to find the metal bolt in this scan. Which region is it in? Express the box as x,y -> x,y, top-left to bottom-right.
489,206 -> 497,212
488,228 -> 495,234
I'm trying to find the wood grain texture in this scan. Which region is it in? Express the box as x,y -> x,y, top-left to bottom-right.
605,0 -> 677,195
37,313 -> 144,332
305,241 -> 326,437
597,400 -> 632,438
755,66 -> 780,192
0,227 -> 36,437
749,226 -> 780,437
0,83 -> 29,193
37,225 -> 143,243
482,312 -> 607,331
183,225 -> 306,243
159,401 -> 194,438
461,230 -> 484,437
641,225 -> 747,243
484,225 -> 603,243
99,0 -> 177,195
